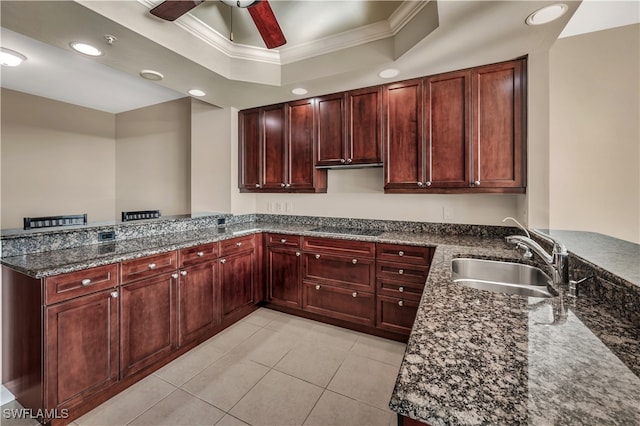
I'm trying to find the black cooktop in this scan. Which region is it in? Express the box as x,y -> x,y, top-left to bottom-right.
309,226 -> 383,237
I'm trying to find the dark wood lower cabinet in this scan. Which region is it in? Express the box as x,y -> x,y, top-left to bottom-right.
267,246 -> 302,308
302,281 -> 375,326
376,295 -> 420,334
178,262 -> 218,346
220,250 -> 255,320
120,273 -> 177,378
398,414 -> 431,426
44,289 -> 119,417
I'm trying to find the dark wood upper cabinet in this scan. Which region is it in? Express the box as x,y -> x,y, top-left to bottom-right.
383,78 -> 425,190
238,101 -> 326,193
238,107 -> 262,191
316,87 -> 383,167
472,60 -> 525,189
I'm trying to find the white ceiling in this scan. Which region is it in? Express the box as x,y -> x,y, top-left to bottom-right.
0,0 -> 638,114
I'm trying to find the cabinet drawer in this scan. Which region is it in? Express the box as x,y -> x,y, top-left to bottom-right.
303,237 -> 375,257
303,253 -> 375,292
303,281 -> 375,326
220,234 -> 256,257
376,261 -> 429,284
121,251 -> 177,284
179,243 -> 218,268
376,243 -> 433,265
46,264 -> 118,305
377,279 -> 424,301
266,233 -> 302,249
376,295 -> 419,335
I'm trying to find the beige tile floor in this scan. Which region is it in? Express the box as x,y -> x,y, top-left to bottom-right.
2,308 -> 406,426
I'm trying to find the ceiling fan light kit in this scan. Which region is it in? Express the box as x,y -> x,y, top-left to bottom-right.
220,0 -> 260,8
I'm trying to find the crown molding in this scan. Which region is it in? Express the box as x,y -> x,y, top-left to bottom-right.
138,0 -> 429,66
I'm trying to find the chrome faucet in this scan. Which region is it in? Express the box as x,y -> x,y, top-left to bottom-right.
502,217 -> 570,290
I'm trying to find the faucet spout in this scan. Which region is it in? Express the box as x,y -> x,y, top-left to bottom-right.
505,234 -> 570,289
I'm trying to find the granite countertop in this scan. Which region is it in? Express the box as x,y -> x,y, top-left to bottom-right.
2,221 -> 639,424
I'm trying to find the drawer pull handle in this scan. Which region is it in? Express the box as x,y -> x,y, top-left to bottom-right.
197,252 -> 204,257
236,242 -> 242,247
81,279 -> 92,286
220,259 -> 226,264
399,286 -> 404,292
398,300 -> 404,307
148,263 -> 157,270
398,251 -> 404,257
398,269 -> 404,275
352,259 -> 357,264
110,291 -> 118,299
315,254 -> 321,259
296,252 -> 301,257
280,239 -> 287,243
172,273 -> 179,279
352,292 -> 358,298
180,271 -> 187,276
315,285 -> 321,290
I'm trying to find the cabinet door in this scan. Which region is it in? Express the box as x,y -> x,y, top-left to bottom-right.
178,262 -> 218,346
303,282 -> 375,326
303,253 -> 375,292
384,79 -> 426,190
472,60 -> 525,189
316,93 -> 347,166
45,289 -> 118,411
267,247 -> 302,308
239,107 -> 262,191
425,70 -> 471,188
347,86 -> 383,165
286,99 -> 318,190
262,104 -> 287,190
120,273 -> 177,378
220,250 -> 255,320
376,295 -> 419,335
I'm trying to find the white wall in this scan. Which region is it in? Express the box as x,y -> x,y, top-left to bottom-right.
0,88 -> 116,229
549,24 -> 640,243
115,98 -> 191,218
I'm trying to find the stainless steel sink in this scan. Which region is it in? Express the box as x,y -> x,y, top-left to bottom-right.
451,258 -> 555,298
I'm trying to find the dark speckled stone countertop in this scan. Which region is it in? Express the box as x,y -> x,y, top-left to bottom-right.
2,221 -> 639,425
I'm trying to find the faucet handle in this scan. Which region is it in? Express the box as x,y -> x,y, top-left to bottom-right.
568,276 -> 594,298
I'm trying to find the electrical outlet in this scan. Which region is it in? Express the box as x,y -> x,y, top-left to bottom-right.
442,206 -> 453,221
267,202 -> 275,212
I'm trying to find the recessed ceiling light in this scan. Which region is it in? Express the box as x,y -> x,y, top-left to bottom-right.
220,0 -> 259,8
70,42 -> 102,56
140,69 -> 164,81
188,89 -> 206,97
378,68 -> 399,79
291,88 -> 308,95
0,48 -> 27,67
526,4 -> 568,26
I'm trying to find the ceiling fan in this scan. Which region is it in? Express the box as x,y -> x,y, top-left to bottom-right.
150,0 -> 287,49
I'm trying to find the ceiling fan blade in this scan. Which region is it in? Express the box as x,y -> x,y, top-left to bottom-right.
247,1 -> 286,49
150,0 -> 204,21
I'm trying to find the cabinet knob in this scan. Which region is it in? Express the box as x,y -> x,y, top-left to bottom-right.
255,183 -> 261,188
285,183 -> 291,188
296,252 -> 301,257
196,251 -> 204,257
346,158 -> 352,164
340,159 -> 346,164
180,270 -> 187,276
280,239 -> 287,243
148,263 -> 156,269
315,284 -> 321,290
280,183 -> 286,187
81,279 -> 92,286
425,181 -> 432,187
172,273 -> 179,279
399,286 -> 404,292
110,291 -> 118,299
236,242 -> 242,247
352,259 -> 358,264
473,180 -> 480,186
398,300 -> 404,307
398,251 -> 404,257
220,258 -> 226,264
417,182 -> 423,187
352,292 -> 358,298
398,269 -> 404,275
315,254 -> 321,259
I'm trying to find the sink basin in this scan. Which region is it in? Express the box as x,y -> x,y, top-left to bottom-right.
451,258 -> 555,298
